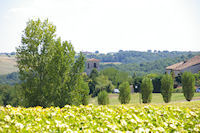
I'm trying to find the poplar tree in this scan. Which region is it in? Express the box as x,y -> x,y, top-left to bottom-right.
119,82 -> 131,104
141,77 -> 153,103
181,72 -> 195,101
161,74 -> 173,103
16,18 -> 88,107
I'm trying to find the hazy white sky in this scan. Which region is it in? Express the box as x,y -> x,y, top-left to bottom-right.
0,0 -> 199,53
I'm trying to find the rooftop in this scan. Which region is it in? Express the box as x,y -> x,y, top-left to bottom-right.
166,55 -> 200,70
87,58 -> 100,62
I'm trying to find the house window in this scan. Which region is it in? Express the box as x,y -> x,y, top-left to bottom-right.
88,63 -> 90,68
94,63 -> 97,68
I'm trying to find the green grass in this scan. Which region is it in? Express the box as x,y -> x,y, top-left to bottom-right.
89,93 -> 200,105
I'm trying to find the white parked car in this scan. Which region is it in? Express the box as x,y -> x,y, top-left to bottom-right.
113,89 -> 120,93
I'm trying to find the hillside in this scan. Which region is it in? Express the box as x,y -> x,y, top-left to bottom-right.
0,51 -> 200,76
83,50 -> 199,64
0,55 -> 18,75
83,50 -> 200,75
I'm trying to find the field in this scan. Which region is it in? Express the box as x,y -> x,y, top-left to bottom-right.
0,101 -> 200,132
0,55 -> 18,75
89,93 -> 200,105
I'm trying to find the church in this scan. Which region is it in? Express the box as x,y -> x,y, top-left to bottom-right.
85,58 -> 100,75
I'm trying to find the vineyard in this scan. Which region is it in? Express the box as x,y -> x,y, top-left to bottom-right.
1,101 -> 200,132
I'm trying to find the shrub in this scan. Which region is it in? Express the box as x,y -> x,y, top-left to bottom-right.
161,74 -> 173,103
119,82 -> 131,104
181,72 -> 195,101
141,77 -> 153,103
98,90 -> 109,105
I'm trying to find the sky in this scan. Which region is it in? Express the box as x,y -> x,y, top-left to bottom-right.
0,0 -> 199,53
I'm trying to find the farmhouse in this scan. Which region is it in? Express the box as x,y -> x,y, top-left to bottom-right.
86,58 -> 100,75
166,55 -> 200,76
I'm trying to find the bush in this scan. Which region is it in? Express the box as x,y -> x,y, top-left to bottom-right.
98,91 -> 109,105
141,77 -> 153,103
119,82 -> 131,104
181,72 -> 195,101
161,74 -> 173,103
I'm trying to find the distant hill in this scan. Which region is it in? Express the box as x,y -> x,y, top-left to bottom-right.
0,51 -> 200,76
83,50 -> 200,64
0,55 -> 18,75
82,50 -> 200,76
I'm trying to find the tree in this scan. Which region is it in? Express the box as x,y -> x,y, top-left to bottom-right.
141,77 -> 153,103
88,69 -> 99,95
98,90 -> 109,105
0,85 -> 20,106
101,67 -> 119,86
78,77 -> 90,105
181,72 -> 195,101
119,82 -> 131,104
116,71 -> 129,88
93,75 -> 114,97
161,74 -> 173,103
16,18 -> 88,107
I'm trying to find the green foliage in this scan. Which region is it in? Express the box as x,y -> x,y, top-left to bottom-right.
84,50 -> 198,64
172,87 -> 183,93
1,102 -> 200,132
16,18 -> 87,107
161,74 -> 173,103
89,69 -> 99,79
141,77 -> 153,103
101,67 -> 118,86
88,69 -> 99,95
93,75 -> 114,97
194,72 -> 200,86
79,78 -> 90,105
181,72 -> 195,101
117,71 -> 129,88
152,75 -> 162,93
98,90 -> 109,105
0,85 -> 20,106
99,53 -> 199,76
119,82 -> 131,104
133,76 -> 143,92
101,68 -> 129,88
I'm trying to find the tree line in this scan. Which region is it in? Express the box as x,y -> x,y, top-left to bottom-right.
97,71 -> 197,105
83,50 -> 198,64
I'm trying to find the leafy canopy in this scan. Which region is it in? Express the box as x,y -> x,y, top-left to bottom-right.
16,18 -> 88,107
161,74 -> 173,103
181,72 -> 195,101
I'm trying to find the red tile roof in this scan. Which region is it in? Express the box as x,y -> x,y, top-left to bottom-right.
87,58 -> 100,62
166,55 -> 200,70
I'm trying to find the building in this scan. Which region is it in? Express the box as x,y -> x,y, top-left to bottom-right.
86,58 -> 100,75
166,55 -> 200,76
